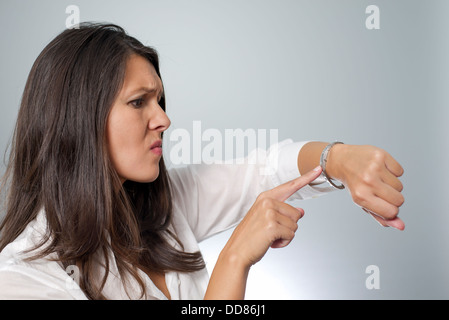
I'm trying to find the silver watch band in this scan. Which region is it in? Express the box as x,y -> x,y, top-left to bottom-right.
310,141 -> 345,190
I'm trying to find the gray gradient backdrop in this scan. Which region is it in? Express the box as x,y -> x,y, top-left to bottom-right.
0,0 -> 447,299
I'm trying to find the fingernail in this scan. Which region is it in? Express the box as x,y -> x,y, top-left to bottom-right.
385,220 -> 400,230
313,166 -> 322,172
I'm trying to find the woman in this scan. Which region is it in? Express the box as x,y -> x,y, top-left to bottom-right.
0,23 -> 404,300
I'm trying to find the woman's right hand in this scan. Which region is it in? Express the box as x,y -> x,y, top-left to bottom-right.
205,166 -> 323,299
222,166 -> 323,269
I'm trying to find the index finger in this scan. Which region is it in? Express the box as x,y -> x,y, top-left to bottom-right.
265,166 -> 323,202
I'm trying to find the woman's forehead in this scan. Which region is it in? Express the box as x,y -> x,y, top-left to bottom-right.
120,54 -> 162,97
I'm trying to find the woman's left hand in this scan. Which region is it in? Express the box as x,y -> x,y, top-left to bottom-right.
326,144 -> 405,230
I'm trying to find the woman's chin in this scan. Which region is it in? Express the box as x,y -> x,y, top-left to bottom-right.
121,170 -> 160,184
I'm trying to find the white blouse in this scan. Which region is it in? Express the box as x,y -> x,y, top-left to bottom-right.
0,140 -> 334,299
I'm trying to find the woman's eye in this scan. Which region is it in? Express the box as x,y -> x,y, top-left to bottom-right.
130,98 -> 144,108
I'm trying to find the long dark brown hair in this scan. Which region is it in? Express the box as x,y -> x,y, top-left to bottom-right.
0,23 -> 204,299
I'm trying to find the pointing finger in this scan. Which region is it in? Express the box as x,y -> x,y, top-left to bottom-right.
265,166 -> 323,202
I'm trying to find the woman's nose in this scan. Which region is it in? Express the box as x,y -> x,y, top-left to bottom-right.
148,104 -> 171,133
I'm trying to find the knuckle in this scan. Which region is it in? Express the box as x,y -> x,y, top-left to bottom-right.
293,211 -> 301,222
398,195 -> 405,206
259,197 -> 274,209
256,192 -> 267,201
368,161 -> 382,174
287,179 -> 299,189
385,206 -> 399,220
361,172 -> 375,186
264,208 -> 276,220
392,206 -> 399,216
372,148 -> 386,162
288,230 -> 296,240
293,223 -> 299,232
351,190 -> 366,205
265,220 -> 277,233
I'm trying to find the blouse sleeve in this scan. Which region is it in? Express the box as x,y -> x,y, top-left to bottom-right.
168,139 -> 335,242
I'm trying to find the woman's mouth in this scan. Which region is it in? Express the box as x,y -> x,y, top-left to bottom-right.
150,140 -> 163,155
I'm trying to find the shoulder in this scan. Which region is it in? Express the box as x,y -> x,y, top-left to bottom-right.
0,211 -> 87,300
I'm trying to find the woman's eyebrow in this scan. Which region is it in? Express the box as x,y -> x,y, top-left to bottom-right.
125,86 -> 163,99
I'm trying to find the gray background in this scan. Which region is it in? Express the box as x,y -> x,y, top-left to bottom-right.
0,0 -> 448,299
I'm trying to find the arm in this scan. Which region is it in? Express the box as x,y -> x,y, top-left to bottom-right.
204,141 -> 405,299
204,167 -> 323,299
169,140 -> 333,242
297,142 -> 405,230
203,249 -> 249,299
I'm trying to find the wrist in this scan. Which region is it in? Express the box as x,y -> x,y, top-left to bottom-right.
205,246 -> 250,299
325,143 -> 348,183
218,245 -> 252,273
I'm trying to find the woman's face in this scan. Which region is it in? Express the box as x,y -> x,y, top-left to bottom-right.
106,54 -> 171,183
